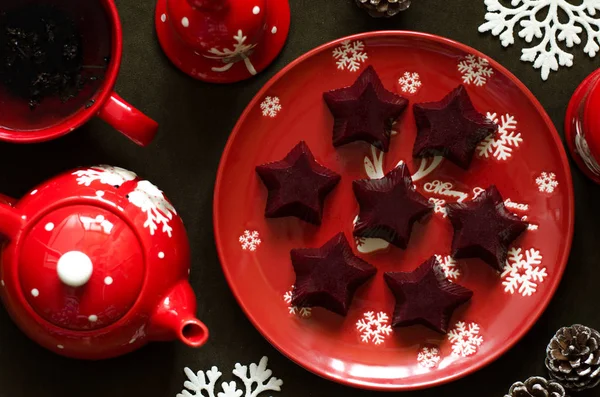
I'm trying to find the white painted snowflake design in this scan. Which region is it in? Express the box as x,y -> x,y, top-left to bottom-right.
204,30 -> 257,75
260,96 -> 281,118
478,113 -> 523,161
73,165 -> 137,187
332,40 -> 368,72
128,181 -> 177,237
239,230 -> 261,251
536,172 -> 559,193
398,72 -> 422,94
417,346 -> 441,368
448,322 -> 484,357
283,287 -> 312,318
457,54 -> 494,86
502,248 -> 547,297
434,255 -> 461,281
356,311 -> 393,345
177,356 -> 282,397
479,0 -> 600,80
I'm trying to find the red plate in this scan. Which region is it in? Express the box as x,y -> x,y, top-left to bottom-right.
214,32 -> 574,390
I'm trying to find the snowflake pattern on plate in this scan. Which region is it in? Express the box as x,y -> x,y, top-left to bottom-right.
398,72 -> 422,94
448,321 -> 484,357
502,248 -> 547,297
260,96 -> 281,117
239,230 -> 261,251
536,172 -> 558,193
434,255 -> 461,281
283,287 -> 312,318
417,346 -> 441,368
332,40 -> 368,72
477,112 -> 523,161
177,356 -> 282,397
479,0 -> 600,80
356,311 -> 393,345
204,29 -> 257,75
457,54 -> 494,86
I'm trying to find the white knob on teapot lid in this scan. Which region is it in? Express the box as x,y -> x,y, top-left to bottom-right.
56,251 -> 93,287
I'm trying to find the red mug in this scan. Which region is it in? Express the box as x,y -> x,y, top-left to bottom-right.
0,0 -> 158,146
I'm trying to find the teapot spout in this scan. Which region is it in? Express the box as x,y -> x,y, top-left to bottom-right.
0,202 -> 24,240
148,281 -> 209,348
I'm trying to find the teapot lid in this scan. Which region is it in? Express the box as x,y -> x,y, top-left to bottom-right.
18,204 -> 144,331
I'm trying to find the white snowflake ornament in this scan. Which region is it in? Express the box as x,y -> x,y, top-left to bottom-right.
479,0 -> 600,80
332,40 -> 368,72
356,311 -> 393,345
178,357 -> 282,397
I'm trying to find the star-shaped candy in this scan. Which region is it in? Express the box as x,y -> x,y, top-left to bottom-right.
446,185 -> 528,272
323,65 -> 408,152
384,256 -> 473,333
256,141 -> 341,225
353,163 -> 433,248
413,85 -> 498,169
291,232 -> 377,316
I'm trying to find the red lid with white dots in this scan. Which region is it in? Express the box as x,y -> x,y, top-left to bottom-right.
18,205 -> 145,331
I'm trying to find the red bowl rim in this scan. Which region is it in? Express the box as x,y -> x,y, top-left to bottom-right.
0,0 -> 122,143
213,30 -> 575,391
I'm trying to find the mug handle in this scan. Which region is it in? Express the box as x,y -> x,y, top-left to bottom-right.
97,93 -> 159,146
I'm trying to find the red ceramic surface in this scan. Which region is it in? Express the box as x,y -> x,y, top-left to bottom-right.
214,32 -> 574,390
155,0 -> 290,83
0,165 -> 208,359
565,68 -> 600,184
0,0 -> 158,146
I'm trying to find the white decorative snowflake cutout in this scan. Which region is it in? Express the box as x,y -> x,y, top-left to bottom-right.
332,40 -> 368,72
417,346 -> 441,368
177,356 -> 282,397
204,30 -> 257,75
260,96 -> 281,118
536,172 -> 558,193
434,255 -> 461,281
457,54 -> 494,86
502,248 -> 547,297
356,311 -> 393,345
398,72 -> 422,94
478,113 -> 523,161
479,0 -> 600,80
73,165 -> 137,187
128,180 -> 177,237
448,321 -> 484,357
239,230 -> 261,251
283,287 -> 312,318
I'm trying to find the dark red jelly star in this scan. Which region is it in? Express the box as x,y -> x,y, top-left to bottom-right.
413,85 -> 498,169
291,232 -> 377,316
384,256 -> 473,333
353,163 -> 433,249
256,141 -> 341,225
323,65 -> 408,152
446,185 -> 528,272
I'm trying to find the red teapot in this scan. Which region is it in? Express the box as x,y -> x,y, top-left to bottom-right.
0,165 -> 208,359
155,0 -> 290,83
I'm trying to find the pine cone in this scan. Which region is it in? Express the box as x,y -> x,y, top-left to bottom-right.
355,0 -> 410,18
505,376 -> 566,397
546,324 -> 600,392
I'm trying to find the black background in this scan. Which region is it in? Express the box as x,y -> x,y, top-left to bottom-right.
0,1 -> 598,396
